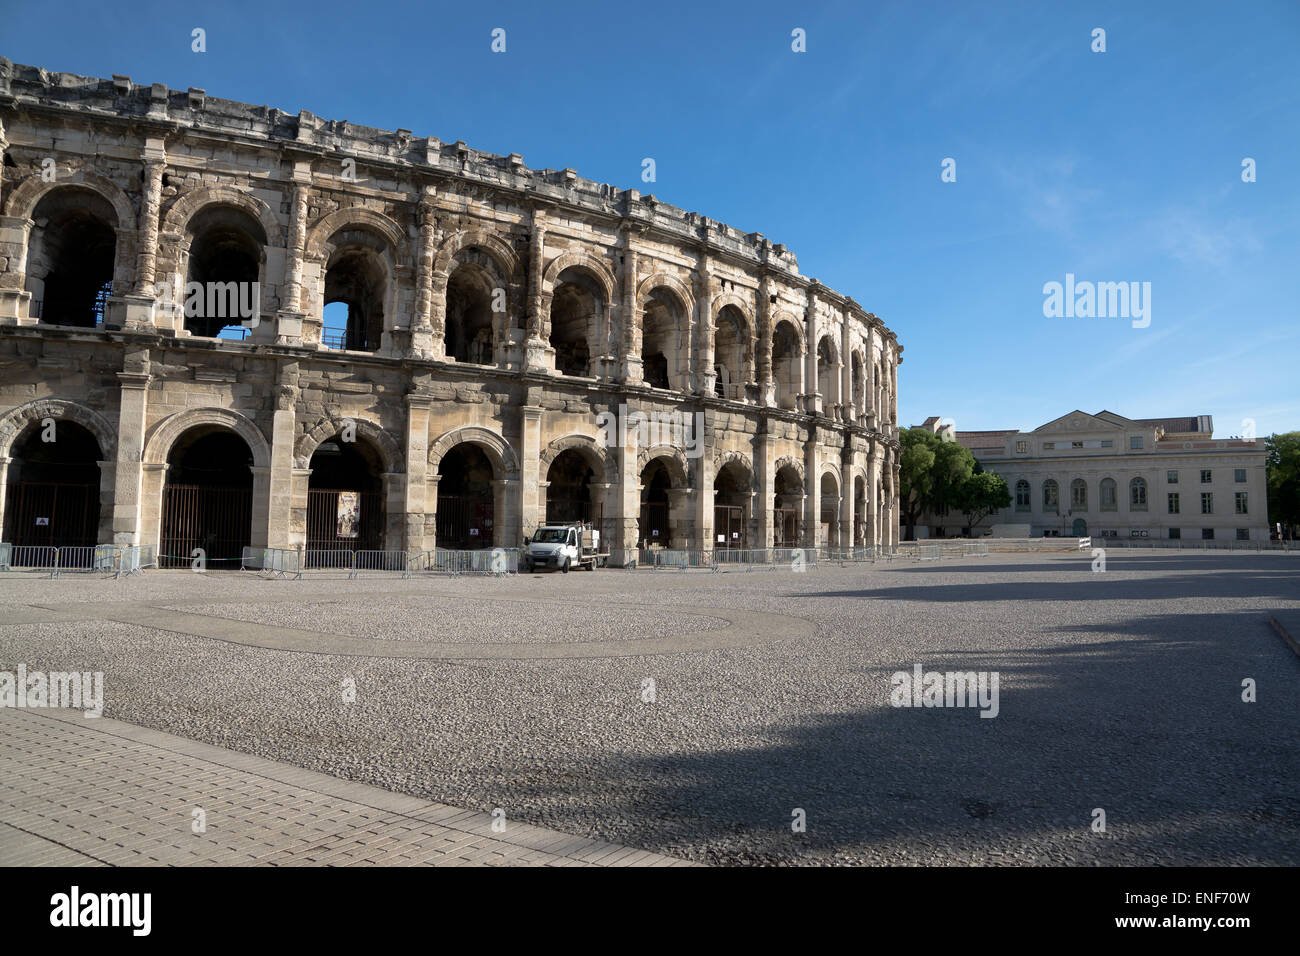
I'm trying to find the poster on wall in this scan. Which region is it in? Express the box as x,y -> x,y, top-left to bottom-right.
336,492 -> 360,539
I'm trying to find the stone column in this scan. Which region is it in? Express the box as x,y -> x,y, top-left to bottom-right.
493,478 -> 518,548
275,173 -> 311,346
866,451 -> 880,550
840,447 -> 855,549
249,466 -> 272,549
804,284 -> 820,415
755,423 -> 775,549
758,272 -> 775,406
524,206 -> 553,372
613,412 -> 640,566
620,229 -> 642,384
403,391 -> 432,552
519,397 -> 543,537
0,215 -> 34,323
412,187 -> 439,359
112,356 -> 152,547
265,371 -> 298,550
695,454 -> 714,551
693,253 -> 714,396
802,429 -> 820,550
119,151 -> 166,329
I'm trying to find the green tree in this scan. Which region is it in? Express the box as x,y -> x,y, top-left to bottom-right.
956,472 -> 1012,533
898,428 -> 976,540
1265,431 -> 1300,537
898,428 -> 937,540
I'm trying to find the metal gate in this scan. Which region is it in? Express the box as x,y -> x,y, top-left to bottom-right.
640,501 -> 669,548
160,483 -> 252,568
437,493 -> 494,549
307,489 -> 383,551
714,505 -> 746,549
2,481 -> 99,549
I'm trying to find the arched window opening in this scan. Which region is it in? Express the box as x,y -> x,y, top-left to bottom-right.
27,188 -> 117,328
445,264 -> 497,365
184,205 -> 266,338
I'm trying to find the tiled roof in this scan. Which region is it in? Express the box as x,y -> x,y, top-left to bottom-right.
955,430 -> 1016,450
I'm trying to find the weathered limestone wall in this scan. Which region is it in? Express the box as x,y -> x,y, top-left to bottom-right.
0,59 -> 902,561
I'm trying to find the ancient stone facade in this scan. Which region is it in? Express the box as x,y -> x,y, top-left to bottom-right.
0,59 -> 902,565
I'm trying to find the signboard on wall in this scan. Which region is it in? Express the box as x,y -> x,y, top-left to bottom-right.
336,493 -> 359,539
35,517 -> 49,526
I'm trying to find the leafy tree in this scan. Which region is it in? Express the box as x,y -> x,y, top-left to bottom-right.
1266,432 -> 1300,537
898,429 -> 937,541
956,472 -> 1012,532
898,427 -> 976,539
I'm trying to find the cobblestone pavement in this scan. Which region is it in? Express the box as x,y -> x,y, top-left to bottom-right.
0,709 -> 694,867
1,551 -> 1297,866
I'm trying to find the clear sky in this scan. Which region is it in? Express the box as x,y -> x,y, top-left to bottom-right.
5,0 -> 1297,436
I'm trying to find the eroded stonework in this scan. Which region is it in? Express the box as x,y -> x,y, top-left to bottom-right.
0,58 -> 902,563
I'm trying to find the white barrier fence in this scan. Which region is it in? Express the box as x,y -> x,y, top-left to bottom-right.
0,543 -> 156,578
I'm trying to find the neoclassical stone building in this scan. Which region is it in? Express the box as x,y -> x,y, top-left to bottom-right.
0,59 -> 901,567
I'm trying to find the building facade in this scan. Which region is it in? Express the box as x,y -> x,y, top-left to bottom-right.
915,411 -> 1268,541
0,60 -> 902,567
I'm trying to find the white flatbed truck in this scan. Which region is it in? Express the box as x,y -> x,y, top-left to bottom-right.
522,522 -> 608,573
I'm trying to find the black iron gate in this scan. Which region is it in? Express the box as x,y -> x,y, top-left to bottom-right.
714,505 -> 746,549
306,489 -> 383,551
640,501 -> 669,548
160,483 -> 252,568
3,481 -> 99,548
437,493 -> 494,549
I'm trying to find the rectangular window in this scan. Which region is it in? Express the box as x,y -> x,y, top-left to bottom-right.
1043,442 -> 1055,450
1202,528 -> 1215,540
1234,469 -> 1246,483
1130,436 -> 1143,449
1100,440 -> 1113,448
1235,492 -> 1248,514
1071,441 -> 1083,449
1167,470 -> 1178,483
1201,492 -> 1213,514
1201,469 -> 1212,483
1169,527 -> 1181,540
1168,493 -> 1180,514
1016,440 -> 1028,454
1236,528 -> 1249,540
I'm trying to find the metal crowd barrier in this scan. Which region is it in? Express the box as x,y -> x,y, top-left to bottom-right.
410,548 -> 520,576
649,549 -> 716,572
819,546 -> 879,565
918,544 -> 941,561
0,543 -> 122,577
711,548 -> 819,571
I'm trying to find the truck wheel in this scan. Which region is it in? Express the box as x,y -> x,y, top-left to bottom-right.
561,557 -> 570,574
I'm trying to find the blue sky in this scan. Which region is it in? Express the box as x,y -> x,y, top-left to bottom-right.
6,0 -> 1297,435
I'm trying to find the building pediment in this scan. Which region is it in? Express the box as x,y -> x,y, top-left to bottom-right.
1031,410 -> 1122,435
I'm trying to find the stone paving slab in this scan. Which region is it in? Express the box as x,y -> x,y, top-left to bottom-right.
0,708 -> 697,867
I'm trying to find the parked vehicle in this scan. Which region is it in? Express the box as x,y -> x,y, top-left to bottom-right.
522,522 -> 608,573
